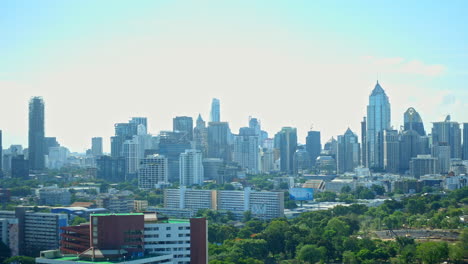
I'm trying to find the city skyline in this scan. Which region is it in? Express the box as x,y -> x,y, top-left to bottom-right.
1,1 -> 468,152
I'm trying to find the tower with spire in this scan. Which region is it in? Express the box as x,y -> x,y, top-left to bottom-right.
366,81 -> 391,170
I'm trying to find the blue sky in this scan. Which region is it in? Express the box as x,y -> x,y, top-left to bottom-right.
1,1 -> 467,152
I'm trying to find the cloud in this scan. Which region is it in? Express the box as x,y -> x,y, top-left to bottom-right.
362,56 -> 446,77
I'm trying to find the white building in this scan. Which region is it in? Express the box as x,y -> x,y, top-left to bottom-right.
123,137 -> 141,176
47,146 -> 70,169
179,149 -> 204,186
138,154 -> 168,189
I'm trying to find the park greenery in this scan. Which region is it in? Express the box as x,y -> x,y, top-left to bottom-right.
208,187 -> 468,264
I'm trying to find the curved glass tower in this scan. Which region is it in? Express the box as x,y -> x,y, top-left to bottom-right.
366,81 -> 391,170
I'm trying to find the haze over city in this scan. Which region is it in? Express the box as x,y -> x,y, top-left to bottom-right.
1,1 -> 467,153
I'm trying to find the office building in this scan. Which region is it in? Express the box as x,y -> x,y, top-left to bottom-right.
306,130 -> 321,167
28,96 -> 46,170
122,137 -> 140,178
180,149 -> 204,186
232,131 -> 260,174
173,116 -> 193,141
210,98 -> 220,122
11,155 -> 28,179
366,81 -> 391,170
410,155 -> 439,178
293,147 -> 311,174
361,117 -> 367,167
403,107 -> 426,136
138,154 -> 168,189
202,158 -> 224,183
96,156 -> 126,182
207,122 -> 231,162
463,123 -> 468,160
157,131 -> 191,182
164,187 -> 215,211
277,127 -> 297,174
432,143 -> 451,174
91,137 -> 103,156
95,195 -> 134,213
0,130 -> 2,175
432,115 -> 462,159
47,146 -> 69,169
194,114 -> 208,157
383,129 -> 400,173
337,128 -> 360,174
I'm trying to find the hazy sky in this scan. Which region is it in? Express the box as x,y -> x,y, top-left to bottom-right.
1,1 -> 467,152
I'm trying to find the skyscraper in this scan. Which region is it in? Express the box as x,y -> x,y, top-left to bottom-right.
233,130 -> 260,174
337,128 -> 360,174
194,114 -> 208,156
28,96 -> 45,170
463,123 -> 468,160
361,117 -> 367,167
404,107 -> 426,136
277,127 -> 297,174
91,137 -> 103,156
207,122 -> 231,161
366,81 -> 391,170
173,116 -> 194,141
210,98 -> 220,122
432,115 -> 462,159
180,149 -> 204,186
0,130 -> 2,174
305,130 -> 321,166
383,129 -> 400,173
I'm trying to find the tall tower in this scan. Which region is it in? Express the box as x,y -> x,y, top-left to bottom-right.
91,137 -> 103,156
173,116 -> 194,141
432,115 -> 462,159
305,131 -> 321,166
366,81 -> 391,170
210,98 -> 220,122
463,123 -> 468,160
337,128 -> 360,174
277,127 -> 297,174
29,96 -> 45,170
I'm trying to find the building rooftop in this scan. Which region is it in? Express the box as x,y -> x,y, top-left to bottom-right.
92,213 -> 144,217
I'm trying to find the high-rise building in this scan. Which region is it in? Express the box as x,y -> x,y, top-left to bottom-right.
11,155 -> 28,179
306,130 -> 321,167
0,130 -> 2,175
463,123 -> 468,160
366,81 -> 391,170
123,137 -> 140,179
410,155 -> 439,178
210,98 -> 220,122
207,122 -> 231,161
157,131 -> 191,182
232,129 -> 260,174
91,137 -> 103,156
173,116 -> 193,141
180,149 -> 204,186
337,128 -> 360,174
28,96 -> 45,170
130,117 -> 148,133
383,129 -> 400,173
404,107 -> 426,136
432,115 -> 462,159
432,142 -> 451,174
361,117 -> 367,167
138,154 -> 168,189
194,114 -> 208,156
96,156 -> 126,182
293,146 -> 311,174
277,127 -> 297,174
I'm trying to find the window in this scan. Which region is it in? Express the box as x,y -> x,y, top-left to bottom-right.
166,234 -> 171,238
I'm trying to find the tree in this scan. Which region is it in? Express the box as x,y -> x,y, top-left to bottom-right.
243,210 -> 252,222
416,242 -> 448,264
297,245 -> 324,264
263,220 -> 289,254
3,256 -> 35,264
371,184 -> 385,195
71,216 -> 87,226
